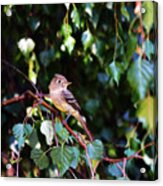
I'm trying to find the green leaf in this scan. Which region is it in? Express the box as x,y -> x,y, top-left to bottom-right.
3,5 -> 13,17
40,120 -> 54,146
70,147 -> 80,169
145,39 -> 154,60
28,17 -> 40,31
61,23 -> 72,38
126,34 -> 137,63
12,123 -> 33,150
12,124 -> 24,139
81,30 -> 94,51
142,2 -> 155,33
85,99 -> 100,116
124,148 -> 135,157
39,48 -> 55,67
55,121 -> 69,142
71,7 -> 80,29
64,35 -> 76,55
84,3 -> 94,17
28,53 -> 40,84
127,59 -> 154,101
30,149 -> 49,170
28,129 -> 41,149
92,39 -> 108,63
121,3 -> 130,21
130,137 -> 141,151
108,162 -> 123,177
143,154 -> 154,166
24,124 -> 33,136
50,146 -> 74,176
83,53 -> 93,65
87,139 -> 104,160
107,61 -> 124,85
107,145 -> 117,157
97,72 -> 109,85
136,96 -> 156,133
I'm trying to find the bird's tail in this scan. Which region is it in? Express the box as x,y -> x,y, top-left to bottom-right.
76,114 -> 93,142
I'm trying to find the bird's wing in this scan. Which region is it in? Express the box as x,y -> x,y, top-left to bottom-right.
62,89 -> 81,112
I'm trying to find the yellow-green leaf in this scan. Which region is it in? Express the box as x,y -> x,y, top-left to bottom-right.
142,2 -> 156,34
136,96 -> 157,134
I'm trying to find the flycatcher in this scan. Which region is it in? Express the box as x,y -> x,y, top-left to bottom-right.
48,74 -> 93,141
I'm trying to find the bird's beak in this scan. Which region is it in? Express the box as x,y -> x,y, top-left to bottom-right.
66,81 -> 72,86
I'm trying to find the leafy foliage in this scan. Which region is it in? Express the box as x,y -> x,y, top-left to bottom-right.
50,146 -> 75,176
87,139 -> 104,160
1,2 -> 157,180
12,123 -> 33,150
30,149 -> 49,170
40,120 -> 54,145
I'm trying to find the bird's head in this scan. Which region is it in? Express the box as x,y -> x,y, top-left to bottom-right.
48,74 -> 71,91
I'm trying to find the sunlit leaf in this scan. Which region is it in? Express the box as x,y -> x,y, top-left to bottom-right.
83,53 -> 93,65
40,120 -> 54,146
28,53 -> 40,84
136,96 -> 157,133
17,38 -> 35,57
3,5 -> 13,16
108,146 -> 117,157
81,30 -> 94,51
64,35 -> 76,54
107,61 -> 124,85
121,3 -> 130,21
61,23 -> 72,38
84,3 -> 94,17
142,2 -> 155,33
71,6 -> 80,29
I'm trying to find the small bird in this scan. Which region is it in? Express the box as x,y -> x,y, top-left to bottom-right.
48,74 -> 93,141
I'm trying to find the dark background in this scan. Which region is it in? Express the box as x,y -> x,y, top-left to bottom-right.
1,2 -> 157,180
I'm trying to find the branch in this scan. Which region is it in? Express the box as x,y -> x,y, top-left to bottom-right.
1,90 -> 87,149
2,60 -> 39,93
2,92 -> 155,168
103,141 -> 155,163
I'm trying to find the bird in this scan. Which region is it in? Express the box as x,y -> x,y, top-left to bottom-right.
48,74 -> 93,141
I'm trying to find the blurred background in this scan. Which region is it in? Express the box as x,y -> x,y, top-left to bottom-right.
1,2 -> 158,180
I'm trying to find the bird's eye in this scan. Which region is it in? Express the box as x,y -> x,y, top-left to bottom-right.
57,79 -> 61,84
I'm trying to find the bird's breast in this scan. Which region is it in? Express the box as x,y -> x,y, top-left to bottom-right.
50,90 -> 72,113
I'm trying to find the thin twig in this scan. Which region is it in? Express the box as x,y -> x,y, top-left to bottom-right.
60,116 -> 87,149
2,92 -> 155,166
69,168 -> 78,179
2,60 -> 39,94
103,141 -> 155,163
16,152 -> 20,177
85,148 -> 95,179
